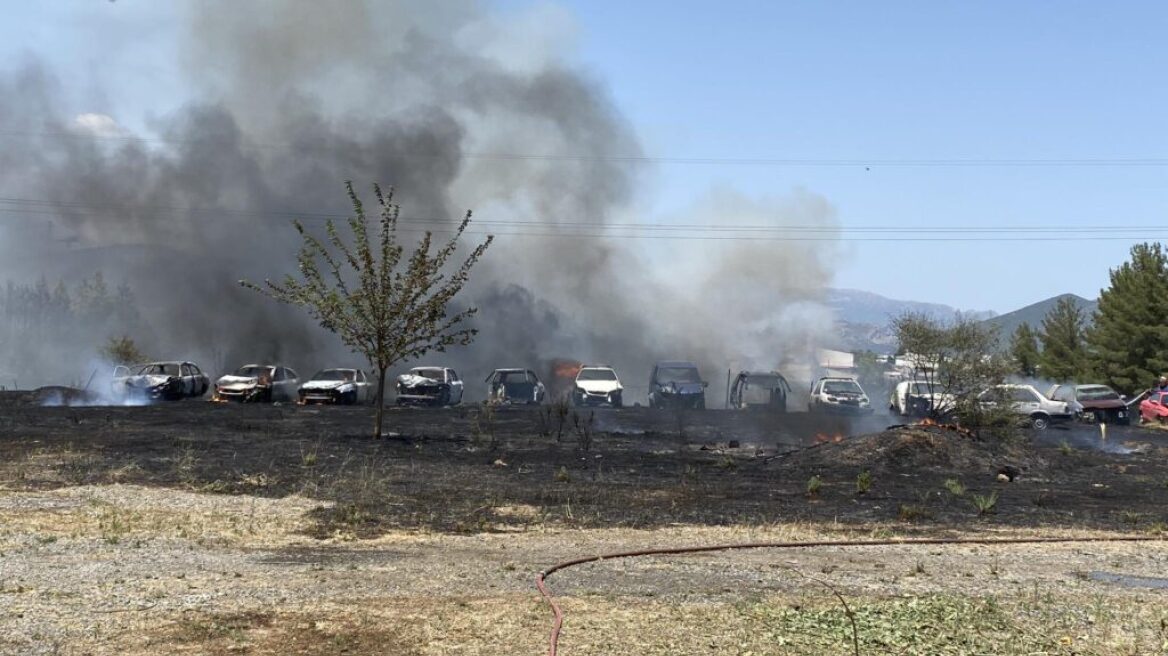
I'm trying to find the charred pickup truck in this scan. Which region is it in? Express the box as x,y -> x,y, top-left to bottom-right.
396,367 -> 464,406
729,371 -> 791,412
214,364 -> 300,403
486,368 -> 546,405
299,368 -> 372,405
1047,384 -> 1130,425
112,361 -> 210,401
648,361 -> 707,409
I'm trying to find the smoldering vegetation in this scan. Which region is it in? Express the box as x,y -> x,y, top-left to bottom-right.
0,0 -> 839,397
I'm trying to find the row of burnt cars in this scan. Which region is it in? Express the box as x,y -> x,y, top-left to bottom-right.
108,359 -> 800,409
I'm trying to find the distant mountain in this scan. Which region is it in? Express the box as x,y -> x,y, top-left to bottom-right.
826,288 -> 994,326
981,293 -> 1098,343
827,288 -> 995,354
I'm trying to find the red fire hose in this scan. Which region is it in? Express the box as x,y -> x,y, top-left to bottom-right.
536,535 -> 1164,656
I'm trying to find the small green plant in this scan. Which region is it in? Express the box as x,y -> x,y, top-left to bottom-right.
855,470 -> 873,495
806,475 -> 823,497
943,478 -> 965,497
554,466 -> 570,483
971,490 -> 999,515
1118,510 -> 1144,526
715,455 -> 738,471
1058,440 -> 1073,456
897,504 -> 931,521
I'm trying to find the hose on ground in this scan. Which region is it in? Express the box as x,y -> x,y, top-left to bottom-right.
536,535 -> 1165,656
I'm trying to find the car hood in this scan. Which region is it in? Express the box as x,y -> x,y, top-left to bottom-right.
301,380 -> 355,392
125,375 -> 173,388
397,374 -> 442,388
658,381 -> 703,395
576,380 -> 622,394
216,375 -> 265,389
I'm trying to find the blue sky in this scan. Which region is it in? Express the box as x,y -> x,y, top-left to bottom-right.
3,1 -> 1167,314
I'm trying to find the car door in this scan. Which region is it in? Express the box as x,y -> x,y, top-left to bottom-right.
448,369 -> 463,404
1013,387 -> 1041,415
283,368 -> 299,401
355,370 -> 369,403
179,364 -> 194,396
190,364 -> 207,396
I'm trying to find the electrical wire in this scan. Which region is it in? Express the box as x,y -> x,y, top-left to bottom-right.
0,196 -> 1164,242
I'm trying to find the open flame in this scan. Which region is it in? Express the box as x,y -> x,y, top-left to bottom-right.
813,432 -> 845,444
552,360 -> 583,380
912,416 -> 973,437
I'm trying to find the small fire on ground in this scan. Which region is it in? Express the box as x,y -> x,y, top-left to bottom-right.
813,433 -> 845,444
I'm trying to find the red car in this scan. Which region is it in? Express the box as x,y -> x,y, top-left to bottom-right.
1138,391 -> 1168,424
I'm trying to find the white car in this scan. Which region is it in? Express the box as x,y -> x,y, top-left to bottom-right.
214,364 -> 300,403
298,368 -> 372,405
572,366 -> 623,407
395,367 -> 464,406
890,380 -> 954,417
809,377 -> 873,414
979,384 -> 1073,430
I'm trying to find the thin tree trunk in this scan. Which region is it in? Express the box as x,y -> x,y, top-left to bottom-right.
374,366 -> 387,438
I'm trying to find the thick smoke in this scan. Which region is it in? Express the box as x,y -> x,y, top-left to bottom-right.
0,0 -> 839,403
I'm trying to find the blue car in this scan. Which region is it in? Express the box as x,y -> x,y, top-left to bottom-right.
648,361 -> 707,409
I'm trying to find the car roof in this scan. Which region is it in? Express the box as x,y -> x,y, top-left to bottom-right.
493,368 -> 530,373
580,365 -> 614,370
656,361 -> 698,368
319,367 -> 359,372
819,376 -> 858,381
739,370 -> 783,377
410,366 -> 447,370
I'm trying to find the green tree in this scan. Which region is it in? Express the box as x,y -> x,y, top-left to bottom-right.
1008,323 -> 1041,377
1086,243 -> 1168,394
100,336 -> 148,366
892,312 -> 1012,428
1037,298 -> 1088,381
242,182 -> 492,439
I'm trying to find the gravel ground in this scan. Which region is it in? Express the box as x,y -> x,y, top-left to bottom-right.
1,484 -> 1166,655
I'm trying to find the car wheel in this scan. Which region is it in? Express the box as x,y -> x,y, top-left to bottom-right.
611,392 -> 623,408
1030,414 -> 1050,430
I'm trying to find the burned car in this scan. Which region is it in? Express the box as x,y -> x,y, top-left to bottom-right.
648,361 -> 707,409
890,380 -> 955,417
299,368 -> 371,405
809,376 -> 873,414
1047,384 -> 1130,425
214,364 -> 300,403
729,371 -> 791,412
572,365 -> 623,407
112,361 -> 210,401
486,368 -> 546,405
396,366 -> 464,406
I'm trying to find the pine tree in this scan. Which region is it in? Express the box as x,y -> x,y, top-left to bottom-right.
1038,297 -> 1088,381
1086,243 -> 1168,394
1009,323 -> 1040,377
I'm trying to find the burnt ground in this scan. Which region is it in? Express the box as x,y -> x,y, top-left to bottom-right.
1,402 -> 1165,536
1,400 -> 1167,655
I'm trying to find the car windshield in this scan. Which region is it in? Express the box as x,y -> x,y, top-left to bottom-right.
137,363 -> 180,376
313,369 -> 355,382
411,368 -> 445,381
1077,386 -> 1119,401
498,371 -> 530,383
910,382 -> 940,394
744,374 -> 786,389
235,366 -> 274,378
578,369 -> 617,381
657,366 -> 700,383
824,380 -> 862,395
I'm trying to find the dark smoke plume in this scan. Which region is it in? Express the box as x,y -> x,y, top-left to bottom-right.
0,1 -> 838,402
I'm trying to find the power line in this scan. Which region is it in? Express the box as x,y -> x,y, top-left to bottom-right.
3,129 -> 1168,167
0,196 -> 1160,235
